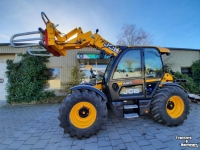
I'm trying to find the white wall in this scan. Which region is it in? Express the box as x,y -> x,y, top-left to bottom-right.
162,50 -> 200,72
0,55 -> 15,100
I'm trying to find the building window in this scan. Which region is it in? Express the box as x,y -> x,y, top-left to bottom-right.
44,68 -> 61,89
181,67 -> 192,77
80,62 -> 107,84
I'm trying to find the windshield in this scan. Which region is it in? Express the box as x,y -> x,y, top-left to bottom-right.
104,57 -> 115,81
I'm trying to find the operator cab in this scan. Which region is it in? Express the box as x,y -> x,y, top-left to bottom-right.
102,47 -> 164,117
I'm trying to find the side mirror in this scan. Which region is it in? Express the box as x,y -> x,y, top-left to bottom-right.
90,68 -> 97,78
90,68 -> 93,73
99,50 -> 105,59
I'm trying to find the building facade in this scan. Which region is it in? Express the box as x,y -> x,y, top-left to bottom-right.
0,43 -> 200,100
162,47 -> 200,76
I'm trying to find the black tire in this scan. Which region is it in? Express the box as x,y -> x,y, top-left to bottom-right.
151,86 -> 189,126
58,89 -> 107,139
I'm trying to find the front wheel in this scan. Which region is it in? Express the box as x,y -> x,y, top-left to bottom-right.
58,90 -> 107,139
151,86 -> 189,126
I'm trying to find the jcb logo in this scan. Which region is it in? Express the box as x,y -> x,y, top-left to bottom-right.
103,42 -> 119,53
123,88 -> 140,94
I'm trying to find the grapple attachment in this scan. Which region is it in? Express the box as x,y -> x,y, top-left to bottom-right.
10,12 -> 61,57
9,28 -> 56,57
10,31 -> 42,48
27,47 -> 53,57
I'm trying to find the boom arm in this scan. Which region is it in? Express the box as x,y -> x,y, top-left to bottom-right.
43,26 -> 119,57
10,12 -> 119,57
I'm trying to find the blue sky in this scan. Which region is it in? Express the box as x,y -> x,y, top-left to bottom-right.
0,0 -> 200,49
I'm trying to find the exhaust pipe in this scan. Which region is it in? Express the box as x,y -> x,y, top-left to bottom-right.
10,12 -> 60,57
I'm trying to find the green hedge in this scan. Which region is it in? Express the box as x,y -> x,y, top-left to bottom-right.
173,72 -> 198,94
191,60 -> 200,82
6,53 -> 55,103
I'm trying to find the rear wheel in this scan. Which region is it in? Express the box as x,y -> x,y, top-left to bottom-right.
58,90 -> 107,139
151,86 -> 189,126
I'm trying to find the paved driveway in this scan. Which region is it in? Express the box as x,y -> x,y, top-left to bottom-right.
0,102 -> 200,150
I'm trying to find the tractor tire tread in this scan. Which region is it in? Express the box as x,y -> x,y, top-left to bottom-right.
58,89 -> 107,139
151,86 -> 189,126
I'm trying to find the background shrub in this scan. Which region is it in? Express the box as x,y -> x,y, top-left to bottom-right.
173,72 -> 198,94
61,65 -> 85,94
6,53 -> 55,103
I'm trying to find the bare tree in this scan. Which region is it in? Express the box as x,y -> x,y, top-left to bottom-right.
117,24 -> 153,46
122,58 -> 139,72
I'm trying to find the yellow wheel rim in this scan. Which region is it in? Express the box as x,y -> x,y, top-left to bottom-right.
166,96 -> 184,118
70,102 -> 97,129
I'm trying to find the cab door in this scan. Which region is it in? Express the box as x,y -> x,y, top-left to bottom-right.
106,48 -> 145,101
144,48 -> 164,98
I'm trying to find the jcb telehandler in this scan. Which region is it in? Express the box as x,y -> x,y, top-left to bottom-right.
10,12 -> 189,139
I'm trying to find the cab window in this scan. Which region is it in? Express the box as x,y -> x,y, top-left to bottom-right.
113,50 -> 141,79
144,48 -> 163,77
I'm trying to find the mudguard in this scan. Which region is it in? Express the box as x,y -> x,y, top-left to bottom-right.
79,82 -> 94,86
70,85 -> 108,101
160,82 -> 189,94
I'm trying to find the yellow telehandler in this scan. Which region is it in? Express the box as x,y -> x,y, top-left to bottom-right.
10,12 -> 189,139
